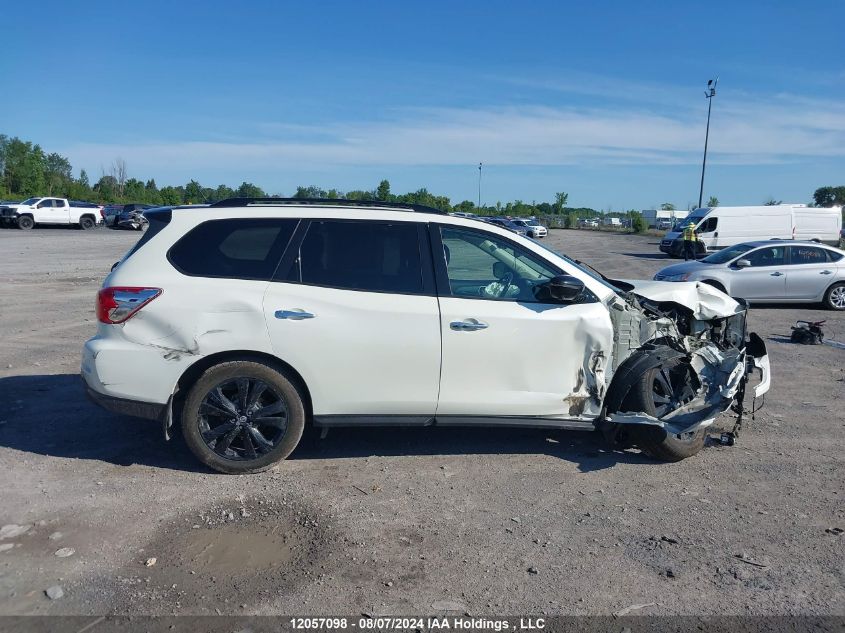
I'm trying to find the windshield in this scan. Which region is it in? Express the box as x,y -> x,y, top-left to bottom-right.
21,197 -> 40,205
527,237 -> 623,294
701,243 -> 755,264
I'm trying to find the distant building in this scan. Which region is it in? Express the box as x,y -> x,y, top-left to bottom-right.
640,208 -> 689,229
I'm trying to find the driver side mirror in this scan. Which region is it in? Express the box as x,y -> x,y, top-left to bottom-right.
734,259 -> 751,269
534,274 -> 585,303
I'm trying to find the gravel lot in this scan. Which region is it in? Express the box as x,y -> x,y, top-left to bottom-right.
0,225 -> 843,617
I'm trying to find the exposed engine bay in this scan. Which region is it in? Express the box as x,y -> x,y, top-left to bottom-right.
598,280 -> 770,442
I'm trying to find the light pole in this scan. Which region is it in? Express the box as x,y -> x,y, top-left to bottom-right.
478,162 -> 482,210
698,78 -> 717,209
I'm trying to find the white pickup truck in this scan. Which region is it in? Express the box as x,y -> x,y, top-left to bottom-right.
0,197 -> 102,230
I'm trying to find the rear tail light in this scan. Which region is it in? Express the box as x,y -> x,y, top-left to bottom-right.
96,287 -> 162,324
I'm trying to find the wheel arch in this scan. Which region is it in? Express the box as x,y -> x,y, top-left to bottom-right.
700,278 -> 726,292
173,350 -> 313,426
79,212 -> 97,223
602,345 -> 686,416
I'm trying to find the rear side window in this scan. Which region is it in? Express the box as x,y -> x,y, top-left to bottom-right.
122,210 -> 173,262
169,218 -> 298,280
826,249 -> 843,262
789,245 -> 828,265
293,220 -> 423,294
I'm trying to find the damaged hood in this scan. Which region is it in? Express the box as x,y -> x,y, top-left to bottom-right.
619,279 -> 741,320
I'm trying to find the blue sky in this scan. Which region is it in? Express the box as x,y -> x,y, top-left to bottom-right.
2,0 -> 844,209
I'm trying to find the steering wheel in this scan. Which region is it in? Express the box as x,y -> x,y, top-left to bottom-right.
496,271 -> 514,298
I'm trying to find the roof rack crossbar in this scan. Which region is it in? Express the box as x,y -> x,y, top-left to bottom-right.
208,197 -> 447,215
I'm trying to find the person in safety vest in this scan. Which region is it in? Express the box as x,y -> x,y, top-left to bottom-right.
682,222 -> 698,261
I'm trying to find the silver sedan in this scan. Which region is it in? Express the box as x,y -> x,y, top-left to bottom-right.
653,240 -> 845,310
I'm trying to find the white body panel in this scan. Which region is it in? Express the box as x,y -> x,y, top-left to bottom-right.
436,298 -> 612,418
2,197 -> 95,225
664,205 -> 842,252
263,283 -> 441,415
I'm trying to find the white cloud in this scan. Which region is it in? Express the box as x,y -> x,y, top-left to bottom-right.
59,89 -> 845,177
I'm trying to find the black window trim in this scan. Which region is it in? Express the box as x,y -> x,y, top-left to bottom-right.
272,217 -> 436,297
429,222 -> 598,305
166,217 -> 300,282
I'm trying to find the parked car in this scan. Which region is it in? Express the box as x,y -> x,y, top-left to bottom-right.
103,204 -> 125,227
115,204 -> 157,230
0,197 -> 100,229
484,217 -> 528,236
653,240 -> 845,310
656,219 -> 674,231
82,198 -> 769,474
509,218 -> 547,238
579,218 -> 599,228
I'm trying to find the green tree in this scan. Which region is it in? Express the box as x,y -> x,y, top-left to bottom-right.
159,186 -> 182,205
2,137 -> 46,196
630,211 -> 647,233
553,192 -> 569,214
660,202 -> 676,211
44,152 -> 72,195
236,182 -> 266,198
706,196 -> 719,207
376,179 -> 391,201
184,179 -> 203,203
764,197 -> 782,206
812,186 -> 845,207
79,169 -> 90,188
293,185 -> 326,199
93,175 -> 118,200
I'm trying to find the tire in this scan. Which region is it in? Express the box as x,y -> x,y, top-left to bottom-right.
17,216 -> 34,230
79,216 -> 95,230
623,357 -> 706,461
824,282 -> 845,311
181,361 -> 306,474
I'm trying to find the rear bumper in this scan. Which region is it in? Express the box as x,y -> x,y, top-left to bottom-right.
84,381 -> 166,422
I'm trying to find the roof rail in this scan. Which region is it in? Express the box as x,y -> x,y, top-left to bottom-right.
208,197 -> 448,215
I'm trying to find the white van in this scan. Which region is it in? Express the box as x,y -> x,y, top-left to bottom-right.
660,205 -> 842,256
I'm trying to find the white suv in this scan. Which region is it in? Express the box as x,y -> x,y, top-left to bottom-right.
82,199 -> 770,474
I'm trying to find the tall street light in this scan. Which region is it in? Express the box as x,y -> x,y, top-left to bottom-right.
698,78 -> 718,209
478,162 -> 483,210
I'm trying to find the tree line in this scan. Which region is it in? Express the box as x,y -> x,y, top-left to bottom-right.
2,134 -> 842,221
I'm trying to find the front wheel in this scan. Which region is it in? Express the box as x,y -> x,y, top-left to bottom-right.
181,361 -> 306,474
824,282 -> 845,311
624,358 -> 706,461
17,216 -> 34,230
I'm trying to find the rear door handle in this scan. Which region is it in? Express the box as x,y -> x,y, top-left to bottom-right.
450,318 -> 488,331
821,270 -> 833,275
770,272 -> 784,277
275,309 -> 315,320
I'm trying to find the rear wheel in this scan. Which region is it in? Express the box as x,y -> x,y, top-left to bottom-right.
824,282 -> 845,311
79,216 -> 95,230
624,358 -> 706,461
181,361 -> 306,474
17,216 -> 34,230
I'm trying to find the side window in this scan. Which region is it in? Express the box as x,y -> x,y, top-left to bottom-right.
789,246 -> 828,265
296,221 -> 423,294
37,200 -> 53,208
826,249 -> 843,262
745,246 -> 785,267
168,218 -> 298,280
700,217 -> 718,232
440,226 -> 560,303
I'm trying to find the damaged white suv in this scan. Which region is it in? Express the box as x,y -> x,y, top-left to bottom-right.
82,199 -> 770,474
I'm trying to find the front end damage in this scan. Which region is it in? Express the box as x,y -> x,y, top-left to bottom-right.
598,281 -> 771,445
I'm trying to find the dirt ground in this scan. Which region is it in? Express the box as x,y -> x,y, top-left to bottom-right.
0,224 -> 843,618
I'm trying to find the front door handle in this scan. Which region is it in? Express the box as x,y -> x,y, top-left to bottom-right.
450,318 -> 489,331
275,309 -> 315,320
770,272 -> 784,277
821,270 -> 833,275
